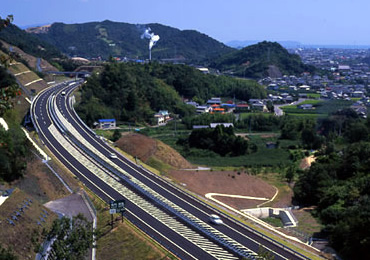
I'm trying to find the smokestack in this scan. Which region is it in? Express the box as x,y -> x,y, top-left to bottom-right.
141,27 -> 160,60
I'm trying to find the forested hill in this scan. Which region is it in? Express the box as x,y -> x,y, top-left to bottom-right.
210,41 -> 315,78
27,20 -> 233,61
76,62 -> 266,126
0,24 -> 63,61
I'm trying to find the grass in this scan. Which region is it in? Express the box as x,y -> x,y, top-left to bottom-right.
8,62 -> 30,74
16,71 -> 40,85
186,147 -> 291,168
293,208 -> 323,237
262,217 -> 284,227
94,129 -> 114,140
282,99 -> 355,119
154,131 -> 292,168
239,112 -> 272,119
282,99 -> 323,111
306,93 -> 321,99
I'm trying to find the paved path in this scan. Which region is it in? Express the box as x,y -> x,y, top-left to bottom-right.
274,98 -> 306,116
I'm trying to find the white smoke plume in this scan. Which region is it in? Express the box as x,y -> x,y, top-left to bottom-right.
141,27 -> 160,50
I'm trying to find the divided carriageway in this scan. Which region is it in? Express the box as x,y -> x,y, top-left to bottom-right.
31,80 -> 311,260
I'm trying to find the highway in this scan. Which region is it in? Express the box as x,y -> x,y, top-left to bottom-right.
31,80 -> 311,260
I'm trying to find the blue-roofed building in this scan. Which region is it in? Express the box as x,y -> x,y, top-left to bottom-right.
98,119 -> 116,129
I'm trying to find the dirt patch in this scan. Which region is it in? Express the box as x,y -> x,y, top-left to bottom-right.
299,155 -> 316,170
271,185 -> 293,208
169,170 -> 275,200
115,133 -> 193,169
212,196 -> 266,210
44,191 -> 93,222
235,133 -> 249,140
260,133 -> 278,138
267,65 -> 282,78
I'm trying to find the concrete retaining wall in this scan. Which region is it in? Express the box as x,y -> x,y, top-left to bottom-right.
243,207 -> 297,227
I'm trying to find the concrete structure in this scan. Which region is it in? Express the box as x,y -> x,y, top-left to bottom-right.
207,97 -> 222,105
210,123 -> 234,128
196,105 -> 212,114
243,207 -> 297,227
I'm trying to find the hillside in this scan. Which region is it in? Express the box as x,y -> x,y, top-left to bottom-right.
0,24 -> 63,62
115,133 -> 193,170
1,40 -> 58,72
211,41 -> 315,78
27,20 -> 234,61
0,188 -> 57,259
75,62 -> 266,125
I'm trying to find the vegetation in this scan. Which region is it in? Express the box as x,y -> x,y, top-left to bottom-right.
39,214 -> 94,260
0,16 -> 29,183
0,24 -> 63,61
30,20 -> 234,61
0,126 -> 29,181
179,125 -> 250,157
293,111 -> 370,259
0,244 -> 17,260
211,41 -> 315,78
236,113 -> 281,132
76,62 -> 265,126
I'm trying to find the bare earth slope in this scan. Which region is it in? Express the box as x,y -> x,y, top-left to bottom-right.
115,132 -> 193,169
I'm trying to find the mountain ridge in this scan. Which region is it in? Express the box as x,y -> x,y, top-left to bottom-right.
27,20 -> 234,62
211,41 -> 315,78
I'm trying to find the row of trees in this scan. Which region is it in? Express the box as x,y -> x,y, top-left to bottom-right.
39,214 -> 94,260
178,125 -> 250,157
0,16 -> 29,183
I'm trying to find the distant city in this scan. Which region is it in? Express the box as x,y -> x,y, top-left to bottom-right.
227,40 -> 370,49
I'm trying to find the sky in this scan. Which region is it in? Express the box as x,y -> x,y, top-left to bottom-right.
3,0 -> 370,45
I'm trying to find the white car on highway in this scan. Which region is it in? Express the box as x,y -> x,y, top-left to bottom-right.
109,153 -> 118,159
209,214 -> 223,225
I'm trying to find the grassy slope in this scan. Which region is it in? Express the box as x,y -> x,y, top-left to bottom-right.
0,189 -> 57,259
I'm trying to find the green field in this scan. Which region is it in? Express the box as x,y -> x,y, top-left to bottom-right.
153,131 -> 294,168
306,93 -> 321,99
283,99 -> 354,118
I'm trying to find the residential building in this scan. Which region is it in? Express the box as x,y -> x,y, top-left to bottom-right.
154,110 -> 171,125
98,119 -> 116,129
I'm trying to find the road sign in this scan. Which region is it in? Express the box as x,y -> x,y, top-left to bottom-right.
109,199 -> 126,214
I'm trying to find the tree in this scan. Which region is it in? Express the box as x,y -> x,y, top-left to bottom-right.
111,129 -> 121,142
285,165 -> 296,183
266,100 -> 274,113
45,214 -> 94,260
0,15 -> 20,116
0,244 -> 17,260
